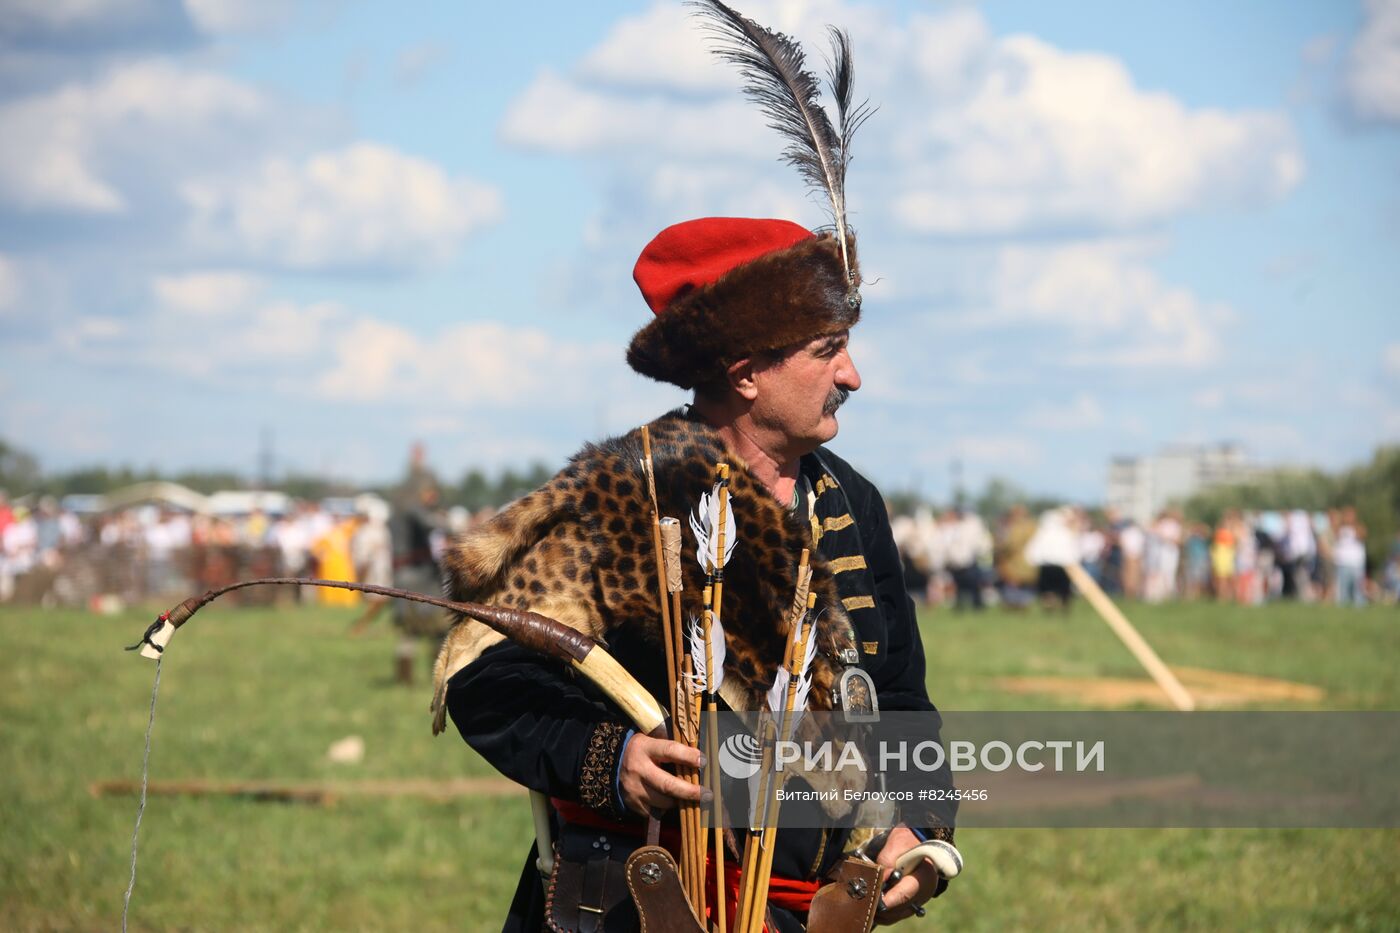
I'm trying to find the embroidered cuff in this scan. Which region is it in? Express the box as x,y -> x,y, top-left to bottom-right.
578,721 -> 631,821
913,824 -> 955,843
613,730 -> 636,815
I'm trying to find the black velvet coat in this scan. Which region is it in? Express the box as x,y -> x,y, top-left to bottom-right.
444,442 -> 943,932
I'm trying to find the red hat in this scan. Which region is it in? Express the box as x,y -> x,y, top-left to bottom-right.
626,217 -> 860,389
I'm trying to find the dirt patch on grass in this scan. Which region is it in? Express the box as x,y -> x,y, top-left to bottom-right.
995,666 -> 1324,708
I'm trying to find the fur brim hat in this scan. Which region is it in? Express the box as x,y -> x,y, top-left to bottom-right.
626,217 -> 861,390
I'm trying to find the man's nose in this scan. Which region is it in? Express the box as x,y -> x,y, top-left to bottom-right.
837,350 -> 861,391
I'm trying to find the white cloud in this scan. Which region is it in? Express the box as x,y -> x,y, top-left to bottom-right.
120,296 -> 350,380
48,282 -> 589,445
891,33 -> 1303,235
50,314 -> 127,354
181,142 -> 504,270
1022,393 -> 1105,431
501,69 -> 765,159
39,278 -> 350,382
644,162 -> 808,219
75,315 -> 125,340
315,317 -> 614,407
573,0 -> 893,94
1192,387 -> 1226,410
182,0 -> 288,35
899,7 -> 992,97
1384,342 -> 1400,377
1346,0 -> 1400,123
496,3 -> 890,219
54,285 -> 631,463
0,56 -> 497,274
500,4 -> 1303,238
987,240 -> 1226,367
152,270 -> 262,316
312,317 -> 420,399
576,1 -> 733,92
236,300 -> 344,359
0,59 -> 268,214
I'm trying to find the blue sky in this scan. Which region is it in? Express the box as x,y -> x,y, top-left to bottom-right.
1,0 -> 1396,502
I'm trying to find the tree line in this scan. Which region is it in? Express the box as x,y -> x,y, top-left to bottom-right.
1180,446 -> 1399,569
0,438 -> 555,512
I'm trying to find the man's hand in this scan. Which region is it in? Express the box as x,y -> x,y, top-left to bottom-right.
874,825 -> 940,925
617,734 -> 710,817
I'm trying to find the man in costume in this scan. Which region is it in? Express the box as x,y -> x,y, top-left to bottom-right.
433,217 -> 955,931
431,3 -> 955,929
387,444 -> 449,683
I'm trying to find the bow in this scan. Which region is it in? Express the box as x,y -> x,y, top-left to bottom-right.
122,577 -> 673,931
127,577 -> 667,736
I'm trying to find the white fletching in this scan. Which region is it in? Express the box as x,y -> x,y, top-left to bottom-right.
766,668 -> 790,714
690,484 -> 737,573
791,631 -> 819,715
687,614 -> 726,694
769,615 -> 821,739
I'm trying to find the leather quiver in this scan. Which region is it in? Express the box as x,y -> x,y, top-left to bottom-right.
805,858 -> 882,933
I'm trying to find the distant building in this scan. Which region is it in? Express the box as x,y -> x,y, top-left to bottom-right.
1106,444 -> 1256,524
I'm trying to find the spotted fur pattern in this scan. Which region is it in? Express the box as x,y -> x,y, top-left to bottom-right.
430,412 -> 856,734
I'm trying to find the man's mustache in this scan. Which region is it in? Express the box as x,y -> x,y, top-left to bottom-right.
823,387 -> 851,415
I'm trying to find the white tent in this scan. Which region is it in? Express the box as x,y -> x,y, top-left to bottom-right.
206,490 -> 292,517
101,481 -> 208,514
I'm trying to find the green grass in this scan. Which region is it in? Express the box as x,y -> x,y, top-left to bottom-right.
924,600 -> 1400,710
1,600 -> 1396,931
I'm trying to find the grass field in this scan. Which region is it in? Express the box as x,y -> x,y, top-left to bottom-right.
2,599 -> 1396,931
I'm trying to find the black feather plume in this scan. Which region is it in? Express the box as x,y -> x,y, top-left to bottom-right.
690,1 -> 861,281
825,26 -> 874,187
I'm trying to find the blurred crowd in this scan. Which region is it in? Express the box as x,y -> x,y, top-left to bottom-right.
0,487 -> 494,611
892,504 -> 1399,611
3,482 -> 1395,614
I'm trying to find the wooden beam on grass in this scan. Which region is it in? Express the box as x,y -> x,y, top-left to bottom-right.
90,777 -> 526,805
1062,562 -> 1196,712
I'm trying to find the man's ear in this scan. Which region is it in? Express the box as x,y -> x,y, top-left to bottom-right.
726,357 -> 759,401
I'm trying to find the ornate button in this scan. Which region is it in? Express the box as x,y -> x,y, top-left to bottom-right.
639,861 -> 663,885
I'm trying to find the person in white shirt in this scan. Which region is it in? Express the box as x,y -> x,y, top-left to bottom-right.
1283,509 -> 1317,600
348,496 -> 395,634
1145,511 -> 1183,603
1333,517 -> 1368,607
1025,507 -> 1081,611
945,509 -> 992,611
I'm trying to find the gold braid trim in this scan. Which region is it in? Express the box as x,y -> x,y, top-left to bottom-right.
578,721 -> 631,820
828,554 -> 868,574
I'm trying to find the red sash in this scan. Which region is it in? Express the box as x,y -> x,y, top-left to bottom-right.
551,799 -> 823,927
